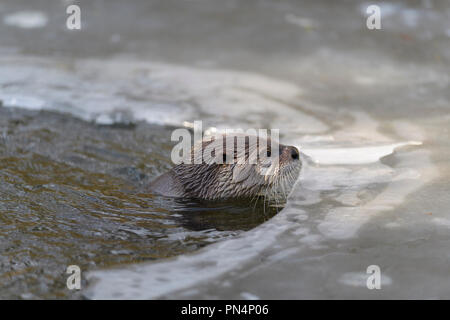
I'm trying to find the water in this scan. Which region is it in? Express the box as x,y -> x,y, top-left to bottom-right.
0,0 -> 449,299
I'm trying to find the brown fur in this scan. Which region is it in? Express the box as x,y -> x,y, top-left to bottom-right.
149,134 -> 301,201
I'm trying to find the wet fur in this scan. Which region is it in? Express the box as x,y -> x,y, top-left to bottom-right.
149,134 -> 301,201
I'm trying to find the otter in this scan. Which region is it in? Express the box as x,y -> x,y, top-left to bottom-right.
149,133 -> 301,201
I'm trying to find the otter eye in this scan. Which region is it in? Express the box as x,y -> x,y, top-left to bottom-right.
266,150 -> 271,157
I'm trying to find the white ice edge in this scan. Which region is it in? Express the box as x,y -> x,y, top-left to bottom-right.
0,56 -> 330,134
302,141 -> 422,165
85,207 -> 292,299
3,11 -> 48,29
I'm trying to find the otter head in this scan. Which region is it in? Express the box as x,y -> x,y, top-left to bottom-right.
172,133 -> 301,201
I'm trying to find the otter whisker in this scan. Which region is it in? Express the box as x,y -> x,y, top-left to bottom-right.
251,191 -> 262,212
273,181 -> 282,214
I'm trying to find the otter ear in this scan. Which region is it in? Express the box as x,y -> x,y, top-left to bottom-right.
232,164 -> 253,183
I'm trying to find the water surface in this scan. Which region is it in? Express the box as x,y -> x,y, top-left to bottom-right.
0,0 -> 449,299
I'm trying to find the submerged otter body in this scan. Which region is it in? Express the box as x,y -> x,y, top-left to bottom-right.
149,134 -> 301,201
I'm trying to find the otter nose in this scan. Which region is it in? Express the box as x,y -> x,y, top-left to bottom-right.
290,147 -> 299,160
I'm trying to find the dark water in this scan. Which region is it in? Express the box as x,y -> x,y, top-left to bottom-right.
0,106 -> 277,299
